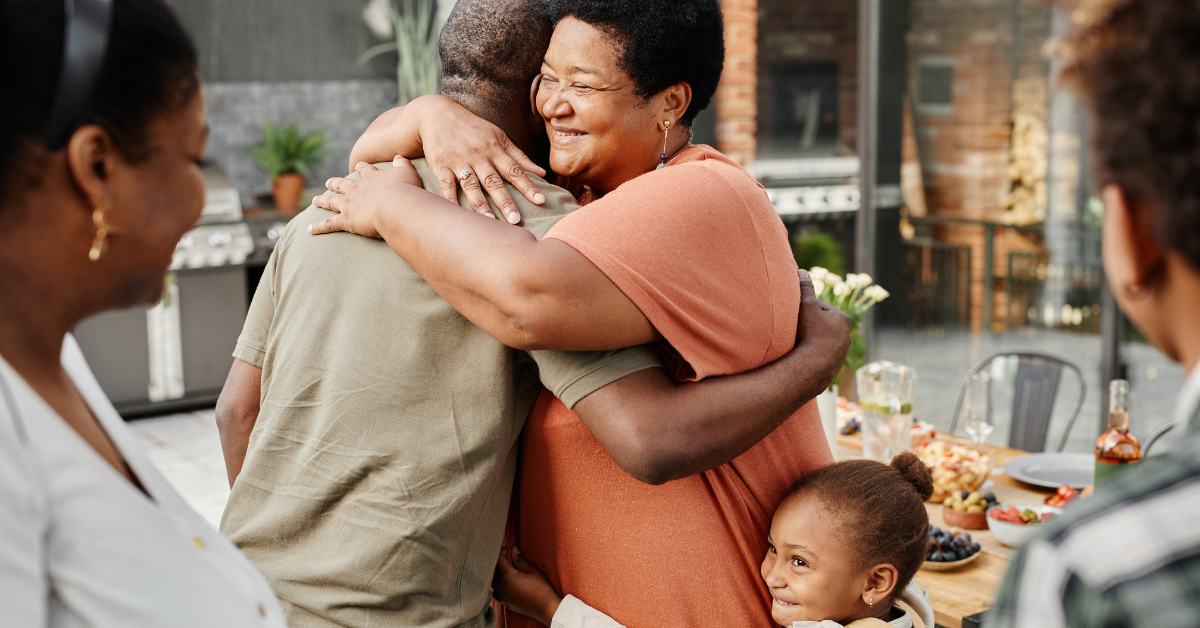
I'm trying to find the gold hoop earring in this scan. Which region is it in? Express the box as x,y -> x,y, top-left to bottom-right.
89,205 -> 115,262
656,120 -> 671,170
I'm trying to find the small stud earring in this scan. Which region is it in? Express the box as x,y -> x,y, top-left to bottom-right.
869,596 -> 874,607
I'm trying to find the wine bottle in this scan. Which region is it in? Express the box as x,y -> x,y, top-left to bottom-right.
1094,379 -> 1141,487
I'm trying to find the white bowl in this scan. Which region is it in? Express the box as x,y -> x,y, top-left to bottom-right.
986,504 -> 1062,547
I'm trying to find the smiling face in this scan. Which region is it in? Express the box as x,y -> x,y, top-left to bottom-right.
102,91 -> 208,307
761,493 -> 879,626
535,17 -> 675,195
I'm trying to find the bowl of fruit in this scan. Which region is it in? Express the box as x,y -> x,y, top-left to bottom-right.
986,504 -> 1062,547
942,490 -> 998,529
922,526 -> 982,571
913,439 -> 995,503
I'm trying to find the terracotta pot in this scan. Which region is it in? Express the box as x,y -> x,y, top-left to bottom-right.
271,172 -> 306,214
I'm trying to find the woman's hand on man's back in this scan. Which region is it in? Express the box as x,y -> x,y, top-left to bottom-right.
309,158 -> 425,238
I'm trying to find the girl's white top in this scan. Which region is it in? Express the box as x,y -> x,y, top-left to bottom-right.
791,580 -> 936,628
548,570 -> 935,628
0,335 -> 285,628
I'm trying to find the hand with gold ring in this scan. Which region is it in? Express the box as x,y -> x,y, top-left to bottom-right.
348,96 -> 546,223
457,169 -> 499,220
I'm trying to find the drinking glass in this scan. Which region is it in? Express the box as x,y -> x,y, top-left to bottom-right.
856,360 -> 917,463
963,371 -> 995,448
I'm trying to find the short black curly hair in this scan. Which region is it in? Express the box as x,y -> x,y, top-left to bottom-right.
548,0 -> 724,127
440,0 -> 553,120
1059,0 -> 1200,270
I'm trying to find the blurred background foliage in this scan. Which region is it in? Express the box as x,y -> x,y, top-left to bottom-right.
792,231 -> 845,277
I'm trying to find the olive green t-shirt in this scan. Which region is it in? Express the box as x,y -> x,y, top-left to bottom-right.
219,160 -> 661,628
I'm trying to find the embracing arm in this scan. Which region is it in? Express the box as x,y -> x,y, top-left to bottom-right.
349,95 -> 547,222
569,272 -> 849,485
347,100 -> 426,168
311,162 -> 657,351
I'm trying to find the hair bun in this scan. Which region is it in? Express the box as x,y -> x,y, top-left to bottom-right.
890,451 -> 934,501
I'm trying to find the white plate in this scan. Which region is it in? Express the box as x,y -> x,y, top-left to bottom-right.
1003,452 -> 1094,489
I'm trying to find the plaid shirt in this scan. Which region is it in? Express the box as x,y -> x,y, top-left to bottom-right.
986,406 -> 1200,628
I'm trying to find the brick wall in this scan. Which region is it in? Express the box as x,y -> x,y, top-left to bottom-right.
906,0 -> 1054,330
717,0 -> 758,165
756,0 -> 858,157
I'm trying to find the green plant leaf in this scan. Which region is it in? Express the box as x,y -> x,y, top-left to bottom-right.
358,41 -> 399,65
845,332 -> 867,374
248,121 -> 329,182
793,232 -> 845,277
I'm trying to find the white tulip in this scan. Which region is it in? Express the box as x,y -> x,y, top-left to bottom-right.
813,278 -> 826,296
808,267 -> 829,283
868,285 -> 890,302
833,281 -> 850,297
847,273 -> 873,290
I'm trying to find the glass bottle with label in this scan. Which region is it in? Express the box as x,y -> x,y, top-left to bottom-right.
1094,379 -> 1141,486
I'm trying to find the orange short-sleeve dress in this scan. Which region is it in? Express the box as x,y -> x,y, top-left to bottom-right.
504,146 -> 834,628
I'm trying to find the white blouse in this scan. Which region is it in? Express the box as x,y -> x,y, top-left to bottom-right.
0,335 -> 285,628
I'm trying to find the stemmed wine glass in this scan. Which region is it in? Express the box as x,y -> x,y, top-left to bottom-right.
964,371 -> 995,449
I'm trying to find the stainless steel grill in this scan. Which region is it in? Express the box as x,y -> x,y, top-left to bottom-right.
75,161 -> 254,417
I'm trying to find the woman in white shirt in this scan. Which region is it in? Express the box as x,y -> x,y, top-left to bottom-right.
0,0 -> 284,625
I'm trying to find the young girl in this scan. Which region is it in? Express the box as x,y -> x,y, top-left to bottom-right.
493,452 -> 937,628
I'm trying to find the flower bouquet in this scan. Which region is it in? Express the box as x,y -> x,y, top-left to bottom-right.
807,267 -> 889,390
810,267 -> 889,453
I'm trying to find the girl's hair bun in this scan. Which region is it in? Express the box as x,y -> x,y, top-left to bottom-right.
890,451 -> 934,501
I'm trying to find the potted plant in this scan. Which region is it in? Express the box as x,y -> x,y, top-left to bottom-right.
248,122 -> 328,214
808,267 -> 889,453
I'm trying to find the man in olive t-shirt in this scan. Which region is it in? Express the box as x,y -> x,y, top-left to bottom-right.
220,157 -> 661,628
220,154 -> 660,628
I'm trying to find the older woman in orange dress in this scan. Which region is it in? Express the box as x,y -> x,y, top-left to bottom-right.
310,1 -> 844,626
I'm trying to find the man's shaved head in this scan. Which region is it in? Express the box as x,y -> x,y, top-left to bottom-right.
439,0 -> 553,123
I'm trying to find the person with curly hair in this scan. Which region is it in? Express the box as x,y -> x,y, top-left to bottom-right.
308,0 -> 844,626
987,1 -> 1200,626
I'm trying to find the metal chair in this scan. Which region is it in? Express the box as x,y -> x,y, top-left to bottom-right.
1144,420 -> 1179,455
947,353 -> 1087,452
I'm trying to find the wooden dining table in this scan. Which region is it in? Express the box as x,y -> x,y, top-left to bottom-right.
834,434 -> 1057,628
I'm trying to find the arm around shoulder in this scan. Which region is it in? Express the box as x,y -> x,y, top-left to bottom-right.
569,270 -> 849,484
